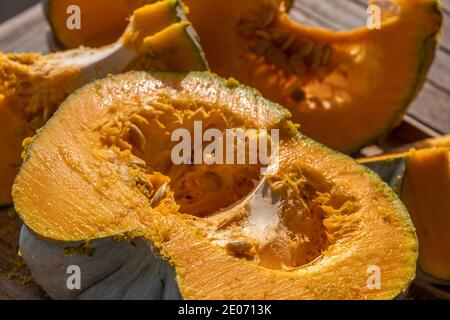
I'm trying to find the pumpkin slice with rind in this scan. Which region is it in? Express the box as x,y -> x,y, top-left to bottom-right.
185,0 -> 442,153
13,71 -> 417,300
360,141 -> 450,285
0,0 -> 207,206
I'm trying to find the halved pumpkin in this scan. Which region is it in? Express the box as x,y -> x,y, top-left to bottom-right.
13,71 -> 417,299
44,0 -> 443,153
0,0 -> 207,205
361,142 -> 450,285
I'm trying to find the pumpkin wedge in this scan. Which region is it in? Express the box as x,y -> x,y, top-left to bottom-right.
13,71 -> 417,299
44,0 -> 443,153
0,0 -> 207,206
44,0 -> 294,49
184,0 -> 442,153
361,142 -> 450,285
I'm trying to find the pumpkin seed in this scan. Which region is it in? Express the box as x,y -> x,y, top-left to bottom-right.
297,39 -> 315,57
226,240 -> 254,257
281,34 -> 296,51
308,45 -> 323,72
266,47 -> 289,70
260,10 -> 275,27
130,113 -> 150,126
289,54 -> 306,77
321,44 -> 331,66
271,29 -> 287,46
254,29 -> 271,40
42,106 -> 50,122
130,157 -> 147,168
291,89 -> 306,102
250,39 -> 272,55
237,22 -> 256,37
151,182 -> 168,207
128,123 -> 146,153
201,172 -> 222,191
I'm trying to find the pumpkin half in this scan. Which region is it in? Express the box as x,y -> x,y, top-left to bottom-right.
0,0 -> 207,205
361,141 -> 450,285
13,71 -> 417,299
44,0 -> 443,153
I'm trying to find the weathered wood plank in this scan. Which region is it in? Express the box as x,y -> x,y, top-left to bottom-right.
408,83 -> 450,134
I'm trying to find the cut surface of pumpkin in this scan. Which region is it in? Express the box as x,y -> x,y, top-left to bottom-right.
361,144 -> 450,284
0,0 -> 207,206
13,71 -> 417,299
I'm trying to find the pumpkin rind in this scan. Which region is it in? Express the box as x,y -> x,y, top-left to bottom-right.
183,0 -> 442,153
13,71 -> 417,299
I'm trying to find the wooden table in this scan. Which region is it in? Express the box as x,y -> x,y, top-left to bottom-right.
0,1 -> 449,300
